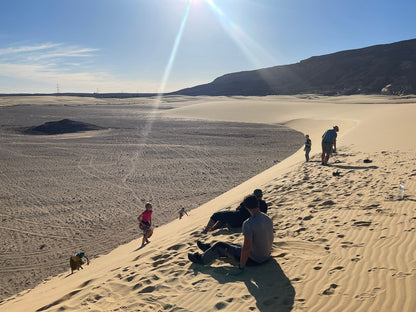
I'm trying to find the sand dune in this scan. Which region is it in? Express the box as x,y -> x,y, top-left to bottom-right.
0,97 -> 303,300
1,95 -> 415,312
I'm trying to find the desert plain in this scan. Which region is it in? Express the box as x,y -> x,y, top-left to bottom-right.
0,94 -> 416,312
0,95 -> 304,301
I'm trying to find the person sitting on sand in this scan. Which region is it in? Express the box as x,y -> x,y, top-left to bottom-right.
321,125 -> 339,165
304,134 -> 312,162
178,207 -> 188,219
188,194 -> 273,271
201,189 -> 267,234
69,251 -> 89,274
138,202 -> 154,247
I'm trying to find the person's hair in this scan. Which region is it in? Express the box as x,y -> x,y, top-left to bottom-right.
333,125 -> 339,131
253,189 -> 263,198
243,195 -> 259,210
145,202 -> 152,209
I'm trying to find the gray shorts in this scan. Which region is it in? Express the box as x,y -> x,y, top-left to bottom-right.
322,142 -> 333,154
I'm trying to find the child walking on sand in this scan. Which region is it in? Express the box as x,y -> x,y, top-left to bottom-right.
178,207 -> 188,219
137,202 -> 153,247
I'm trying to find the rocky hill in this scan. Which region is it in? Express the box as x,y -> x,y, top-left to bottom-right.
173,38 -> 416,96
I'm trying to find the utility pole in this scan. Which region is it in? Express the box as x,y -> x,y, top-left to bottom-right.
56,83 -> 60,94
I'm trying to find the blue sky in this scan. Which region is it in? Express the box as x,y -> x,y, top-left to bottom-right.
0,0 -> 415,94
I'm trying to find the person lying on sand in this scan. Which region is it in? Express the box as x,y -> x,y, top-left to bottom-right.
189,194 -> 273,272
138,202 -> 154,247
201,189 -> 267,234
69,251 -> 89,274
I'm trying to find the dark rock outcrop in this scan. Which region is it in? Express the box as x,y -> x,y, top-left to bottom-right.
22,119 -> 104,135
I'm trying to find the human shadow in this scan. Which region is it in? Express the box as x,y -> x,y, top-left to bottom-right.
63,273 -> 72,279
190,258 -> 295,312
331,164 -> 378,170
386,195 -> 416,202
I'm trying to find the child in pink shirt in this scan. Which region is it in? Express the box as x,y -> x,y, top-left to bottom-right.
137,202 -> 153,247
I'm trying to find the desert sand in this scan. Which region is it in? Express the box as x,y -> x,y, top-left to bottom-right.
0,95 -> 304,300
1,94 -> 416,312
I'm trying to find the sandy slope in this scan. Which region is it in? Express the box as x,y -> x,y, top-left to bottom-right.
1,95 -> 416,312
0,97 -> 303,300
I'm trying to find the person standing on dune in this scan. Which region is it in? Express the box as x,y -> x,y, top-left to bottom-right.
304,134 -> 312,162
321,126 -> 339,165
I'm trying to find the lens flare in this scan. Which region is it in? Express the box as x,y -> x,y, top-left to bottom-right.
145,0 -> 192,134
125,1 -> 192,203
204,0 -> 276,69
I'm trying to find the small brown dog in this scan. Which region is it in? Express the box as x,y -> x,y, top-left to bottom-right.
69,252 -> 89,274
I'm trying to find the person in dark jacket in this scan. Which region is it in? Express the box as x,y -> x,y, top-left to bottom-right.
201,189 -> 267,234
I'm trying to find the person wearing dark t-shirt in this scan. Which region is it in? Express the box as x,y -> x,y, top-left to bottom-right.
189,194 -> 273,271
321,126 -> 339,165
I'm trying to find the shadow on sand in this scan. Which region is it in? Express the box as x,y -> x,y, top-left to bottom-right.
331,164 -> 378,170
191,258 -> 295,312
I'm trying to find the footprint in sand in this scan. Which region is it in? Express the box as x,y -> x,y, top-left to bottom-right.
138,285 -> 156,293
214,301 -> 228,310
167,243 -> 186,251
132,282 -> 143,290
152,253 -> 170,261
191,231 -> 203,237
35,289 -> 82,312
321,283 -> 338,295
78,279 -> 94,288
392,272 -> 412,279
276,252 -> 288,258
294,227 -> 307,234
352,221 -> 372,227
192,279 -> 207,286
125,274 -> 137,282
328,266 -> 344,275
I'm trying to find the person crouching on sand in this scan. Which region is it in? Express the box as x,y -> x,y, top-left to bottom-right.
138,202 -> 153,247
321,125 -> 339,165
